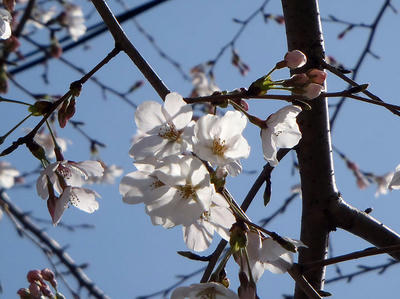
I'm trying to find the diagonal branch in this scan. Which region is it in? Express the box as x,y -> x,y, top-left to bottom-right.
91,0 -> 170,100
0,191 -> 109,299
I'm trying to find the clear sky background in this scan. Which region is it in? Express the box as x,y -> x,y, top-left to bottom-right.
1,0 -> 400,298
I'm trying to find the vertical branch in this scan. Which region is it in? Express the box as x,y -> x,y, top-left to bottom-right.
281,1 -> 338,298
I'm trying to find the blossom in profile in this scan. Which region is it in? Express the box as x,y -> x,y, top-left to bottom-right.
36,160 -> 103,224
171,282 -> 239,299
193,110 -> 250,174
261,105 -> 302,167
130,92 -> 193,160
0,8 -> 12,40
190,67 -> 220,97
284,50 -> 307,69
389,164 -> 400,190
182,193 -> 235,251
236,231 -> 303,282
0,161 -> 20,189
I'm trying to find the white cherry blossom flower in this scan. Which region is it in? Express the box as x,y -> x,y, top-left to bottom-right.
36,160 -> 103,224
87,163 -> 123,184
130,92 -> 193,160
182,193 -> 235,251
121,155 -> 213,227
193,110 -> 250,173
62,4 -> 86,41
48,186 -> 100,225
29,6 -> 56,29
261,105 -> 302,167
0,161 -> 20,189
191,70 -> 220,97
373,172 -> 394,197
389,164 -> 400,190
36,160 -> 104,198
34,131 -> 68,159
0,8 -> 12,40
171,282 -> 239,299
237,231 -> 302,282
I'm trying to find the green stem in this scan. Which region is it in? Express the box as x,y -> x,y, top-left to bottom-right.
0,97 -> 31,106
265,66 -> 277,78
244,247 -> 256,285
46,120 -> 61,152
228,100 -> 264,128
0,113 -> 33,145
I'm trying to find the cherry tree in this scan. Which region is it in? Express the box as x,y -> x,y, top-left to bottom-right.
1,0 -> 400,298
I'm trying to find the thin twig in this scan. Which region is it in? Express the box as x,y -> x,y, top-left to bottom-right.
0,191 -> 109,298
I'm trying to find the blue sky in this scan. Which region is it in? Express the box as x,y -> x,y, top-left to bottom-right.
1,0 -> 400,298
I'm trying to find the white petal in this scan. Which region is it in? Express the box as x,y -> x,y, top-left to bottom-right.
134,101 -> 164,133
389,164 -> 400,190
63,187 -> 99,213
162,92 -> 193,130
183,220 -> 214,252
261,128 -> 278,166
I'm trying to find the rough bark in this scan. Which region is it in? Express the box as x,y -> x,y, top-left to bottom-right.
281,1 -> 336,298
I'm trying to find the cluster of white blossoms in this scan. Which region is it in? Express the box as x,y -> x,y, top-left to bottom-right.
120,92 -> 245,251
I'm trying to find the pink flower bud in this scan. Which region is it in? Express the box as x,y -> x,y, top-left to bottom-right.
215,167 -> 228,179
302,83 -> 324,99
284,50 -> 307,69
27,270 -> 42,283
17,288 -> 30,298
29,283 -> 42,298
283,73 -> 309,87
40,284 -> 53,297
307,69 -> 327,84
41,268 -> 56,286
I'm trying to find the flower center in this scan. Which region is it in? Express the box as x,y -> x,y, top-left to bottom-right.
158,122 -> 181,141
150,177 -> 165,190
177,184 -> 196,200
212,138 -> 227,156
57,164 -> 72,179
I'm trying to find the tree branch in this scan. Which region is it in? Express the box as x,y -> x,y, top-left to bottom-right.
90,0 -> 170,100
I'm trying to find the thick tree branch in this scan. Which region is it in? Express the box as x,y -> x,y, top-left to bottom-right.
281,1 -> 336,298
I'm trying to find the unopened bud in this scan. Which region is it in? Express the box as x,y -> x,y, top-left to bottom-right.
40,284 -> 53,297
17,288 -> 30,298
282,73 -> 309,87
307,69 -> 327,84
284,50 -> 307,69
41,268 -> 57,288
29,283 -> 42,298
4,35 -> 20,52
301,83 -> 324,99
28,101 -> 53,116
27,270 -> 42,283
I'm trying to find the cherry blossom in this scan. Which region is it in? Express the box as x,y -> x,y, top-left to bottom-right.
61,4 -> 86,41
193,110 -> 250,173
191,68 -> 220,97
36,160 -> 103,224
0,160 -> 20,189
34,131 -> 68,159
236,231 -> 302,282
284,50 -> 307,69
121,155 -> 214,227
171,282 -> 239,299
87,162 -> 123,184
182,193 -> 235,251
261,105 -> 302,167
130,92 -> 193,161
0,8 -> 12,40
373,172 -> 394,197
389,164 -> 400,190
